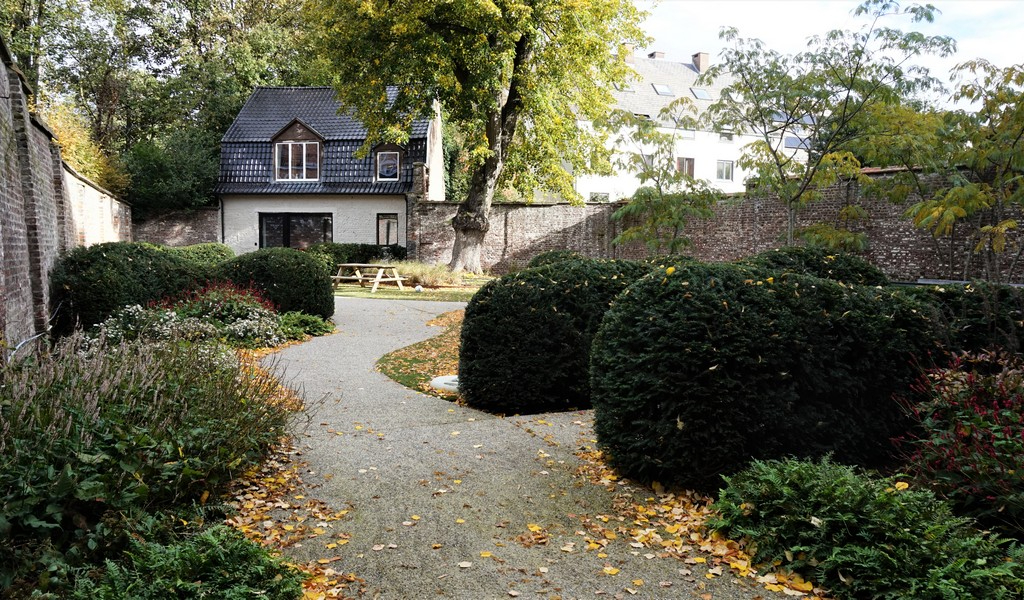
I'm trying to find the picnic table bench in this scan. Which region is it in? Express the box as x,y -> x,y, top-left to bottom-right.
332,263 -> 407,293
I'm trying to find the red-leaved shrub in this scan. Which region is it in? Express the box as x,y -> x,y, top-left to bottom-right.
900,351 -> 1024,537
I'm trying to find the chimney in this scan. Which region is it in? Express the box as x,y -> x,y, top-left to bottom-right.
647,50 -> 664,60
622,43 -> 634,63
692,52 -> 710,73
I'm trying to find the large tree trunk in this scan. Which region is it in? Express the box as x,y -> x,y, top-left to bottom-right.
448,32 -> 532,273
449,152 -> 502,273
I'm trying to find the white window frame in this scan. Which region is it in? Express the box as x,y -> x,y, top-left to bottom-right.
676,157 -> 695,177
716,160 -> 734,181
275,141 -> 319,181
376,151 -> 400,181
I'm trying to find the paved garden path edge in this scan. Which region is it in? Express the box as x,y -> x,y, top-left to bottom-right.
269,297 -> 768,600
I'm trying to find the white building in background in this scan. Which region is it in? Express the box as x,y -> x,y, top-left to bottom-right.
575,49 -> 763,201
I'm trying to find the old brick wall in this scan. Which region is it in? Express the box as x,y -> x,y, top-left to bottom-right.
133,207 -> 220,247
411,178 -> 1024,282
1,37 -> 130,349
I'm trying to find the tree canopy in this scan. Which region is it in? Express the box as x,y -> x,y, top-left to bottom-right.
702,0 -> 955,249
307,0 -> 648,272
605,98 -> 719,256
3,0 -> 329,216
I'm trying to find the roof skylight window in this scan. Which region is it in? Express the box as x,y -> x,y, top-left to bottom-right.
652,83 -> 674,96
690,87 -> 712,100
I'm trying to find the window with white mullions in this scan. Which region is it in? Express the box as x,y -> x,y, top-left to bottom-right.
716,160 -> 734,181
275,141 -> 319,181
377,151 -> 400,181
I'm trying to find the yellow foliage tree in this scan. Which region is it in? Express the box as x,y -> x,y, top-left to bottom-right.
39,99 -> 129,196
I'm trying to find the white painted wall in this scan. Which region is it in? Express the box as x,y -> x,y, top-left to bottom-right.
221,194 -> 407,254
574,127 -> 765,201
62,164 -> 131,246
426,106 -> 446,201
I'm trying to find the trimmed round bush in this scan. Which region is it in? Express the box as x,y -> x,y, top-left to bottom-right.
308,242 -> 407,266
742,246 -> 889,286
526,250 -> 583,269
216,248 -> 334,318
899,281 -> 1024,353
168,242 -> 235,268
459,258 -> 655,414
590,261 -> 938,493
49,241 -> 209,335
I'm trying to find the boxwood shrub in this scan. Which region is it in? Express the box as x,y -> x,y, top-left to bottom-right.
308,242 -> 407,267
590,261 -> 938,492
741,246 -> 889,286
216,248 -> 334,318
898,281 -> 1024,353
525,250 -> 583,269
49,242 -> 209,336
168,242 -> 235,268
459,258 -> 654,414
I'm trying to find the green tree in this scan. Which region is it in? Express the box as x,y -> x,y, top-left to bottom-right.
124,127 -> 220,219
606,98 -> 719,256
896,61 -> 1024,281
306,0 -> 647,272
0,0 -> 78,91
702,0 -> 955,248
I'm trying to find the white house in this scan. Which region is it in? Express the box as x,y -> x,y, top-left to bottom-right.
216,87 -> 444,254
575,50 -> 782,201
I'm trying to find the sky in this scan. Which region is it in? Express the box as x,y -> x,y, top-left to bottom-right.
633,0 -> 1024,107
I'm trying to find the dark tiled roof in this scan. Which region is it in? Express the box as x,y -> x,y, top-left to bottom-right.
218,87 -> 430,194
221,87 -> 429,142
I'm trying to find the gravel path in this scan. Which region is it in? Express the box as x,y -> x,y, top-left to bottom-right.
270,297 -> 768,600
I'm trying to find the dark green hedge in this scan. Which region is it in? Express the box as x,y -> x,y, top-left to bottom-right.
899,282 -> 1024,353
741,246 -> 889,286
459,258 -> 655,414
590,261 -> 938,493
168,243 -> 235,268
308,242 -> 407,267
49,242 -> 209,336
525,250 -> 583,269
216,248 -> 334,318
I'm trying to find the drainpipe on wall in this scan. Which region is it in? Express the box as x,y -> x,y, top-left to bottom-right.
219,198 -> 225,244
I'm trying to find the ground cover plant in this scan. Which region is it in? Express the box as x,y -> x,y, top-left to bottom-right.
90,282 -> 333,349
71,525 -> 304,599
459,258 -> 655,414
710,457 -> 1024,599
899,351 -> 1024,538
590,261 -> 938,492
0,335 -> 297,595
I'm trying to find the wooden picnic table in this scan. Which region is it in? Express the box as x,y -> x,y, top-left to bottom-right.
332,263 -> 407,293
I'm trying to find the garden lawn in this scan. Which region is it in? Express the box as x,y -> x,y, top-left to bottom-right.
376,310 -> 463,401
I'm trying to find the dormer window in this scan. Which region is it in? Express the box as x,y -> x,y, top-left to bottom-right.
275,141 -> 319,181
377,151 -> 400,181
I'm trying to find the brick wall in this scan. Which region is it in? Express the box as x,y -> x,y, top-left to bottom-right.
1,37 -> 130,350
411,178 -> 1024,282
133,207 -> 220,247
